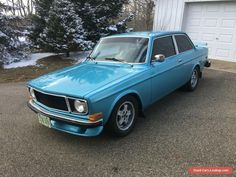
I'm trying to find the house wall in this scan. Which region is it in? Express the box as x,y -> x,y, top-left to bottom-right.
153,0 -> 185,31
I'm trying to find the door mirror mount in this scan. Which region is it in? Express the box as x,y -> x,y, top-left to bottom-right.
154,54 -> 165,63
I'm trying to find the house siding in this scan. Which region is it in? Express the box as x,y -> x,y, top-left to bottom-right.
153,0 -> 185,31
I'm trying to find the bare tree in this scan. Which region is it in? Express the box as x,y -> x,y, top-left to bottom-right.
124,0 -> 155,31
4,0 -> 35,17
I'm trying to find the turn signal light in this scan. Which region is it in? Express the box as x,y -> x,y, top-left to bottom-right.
89,113 -> 103,122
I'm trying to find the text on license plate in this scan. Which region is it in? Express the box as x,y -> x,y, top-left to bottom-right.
38,114 -> 51,128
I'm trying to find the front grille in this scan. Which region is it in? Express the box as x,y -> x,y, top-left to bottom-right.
34,90 -> 68,111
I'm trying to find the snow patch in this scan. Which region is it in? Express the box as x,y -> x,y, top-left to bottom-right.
19,36 -> 26,42
63,51 -> 91,62
108,26 -> 118,31
3,53 -> 58,69
0,31 -> 7,38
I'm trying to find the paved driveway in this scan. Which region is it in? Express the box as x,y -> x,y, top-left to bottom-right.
0,69 -> 235,177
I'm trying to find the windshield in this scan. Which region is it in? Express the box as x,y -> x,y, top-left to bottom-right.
89,37 -> 149,63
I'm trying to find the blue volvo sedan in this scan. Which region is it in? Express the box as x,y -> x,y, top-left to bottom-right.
27,31 -> 211,137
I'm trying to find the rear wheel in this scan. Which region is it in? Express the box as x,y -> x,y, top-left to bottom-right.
106,96 -> 138,137
183,67 -> 200,91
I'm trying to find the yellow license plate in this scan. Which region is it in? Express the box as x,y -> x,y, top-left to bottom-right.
38,114 -> 51,128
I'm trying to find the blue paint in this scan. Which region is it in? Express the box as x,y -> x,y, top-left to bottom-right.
27,31 -> 209,136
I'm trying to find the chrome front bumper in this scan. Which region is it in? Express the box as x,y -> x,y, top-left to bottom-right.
27,100 -> 103,128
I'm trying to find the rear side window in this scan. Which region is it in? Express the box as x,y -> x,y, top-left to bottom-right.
175,35 -> 194,53
151,36 -> 176,59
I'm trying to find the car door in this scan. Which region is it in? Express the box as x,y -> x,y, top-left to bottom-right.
173,34 -> 196,84
150,36 -> 183,103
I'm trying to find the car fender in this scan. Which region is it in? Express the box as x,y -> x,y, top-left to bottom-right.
192,62 -> 200,70
106,89 -> 143,123
191,62 -> 201,75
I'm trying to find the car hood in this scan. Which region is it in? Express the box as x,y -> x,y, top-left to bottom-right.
28,62 -> 134,98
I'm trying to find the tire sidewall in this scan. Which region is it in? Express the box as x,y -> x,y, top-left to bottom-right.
106,96 -> 138,137
190,67 -> 200,91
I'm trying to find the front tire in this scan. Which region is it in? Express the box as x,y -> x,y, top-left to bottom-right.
106,96 -> 138,137
183,67 -> 200,91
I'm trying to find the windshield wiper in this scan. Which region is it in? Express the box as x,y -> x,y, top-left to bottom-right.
105,57 -> 131,64
85,52 -> 101,62
86,56 -> 95,61
105,58 -> 133,67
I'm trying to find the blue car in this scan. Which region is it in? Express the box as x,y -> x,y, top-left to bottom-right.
27,31 -> 211,137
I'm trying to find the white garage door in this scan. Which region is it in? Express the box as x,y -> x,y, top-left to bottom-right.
182,2 -> 236,62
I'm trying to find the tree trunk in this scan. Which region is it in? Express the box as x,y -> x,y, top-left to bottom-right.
66,51 -> 70,57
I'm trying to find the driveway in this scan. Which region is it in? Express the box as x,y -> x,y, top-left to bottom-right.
0,69 -> 235,177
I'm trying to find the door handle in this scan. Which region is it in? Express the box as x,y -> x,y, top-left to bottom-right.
178,59 -> 183,63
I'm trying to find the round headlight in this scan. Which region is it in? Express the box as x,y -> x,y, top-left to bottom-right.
74,100 -> 88,113
30,88 -> 36,99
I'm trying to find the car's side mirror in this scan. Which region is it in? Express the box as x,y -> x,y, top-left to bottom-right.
154,54 -> 165,63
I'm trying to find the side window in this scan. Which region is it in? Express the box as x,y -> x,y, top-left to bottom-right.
175,35 -> 194,53
151,36 -> 176,60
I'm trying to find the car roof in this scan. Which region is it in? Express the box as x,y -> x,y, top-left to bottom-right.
105,31 -> 186,39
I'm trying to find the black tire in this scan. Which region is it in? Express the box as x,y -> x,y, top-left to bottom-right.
183,67 -> 200,92
106,96 -> 138,137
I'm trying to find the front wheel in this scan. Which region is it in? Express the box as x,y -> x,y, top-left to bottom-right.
106,96 -> 138,137
183,67 -> 200,91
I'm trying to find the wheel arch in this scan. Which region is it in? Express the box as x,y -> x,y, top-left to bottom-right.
106,91 -> 143,123
192,63 -> 202,78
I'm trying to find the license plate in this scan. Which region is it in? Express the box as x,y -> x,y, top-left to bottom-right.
38,114 -> 51,128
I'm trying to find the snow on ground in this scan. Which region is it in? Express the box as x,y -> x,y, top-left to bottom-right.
65,51 -> 91,62
3,53 -> 58,69
3,51 -> 91,69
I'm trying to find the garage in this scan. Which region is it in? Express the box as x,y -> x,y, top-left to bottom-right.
182,2 -> 236,61
153,0 -> 236,62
